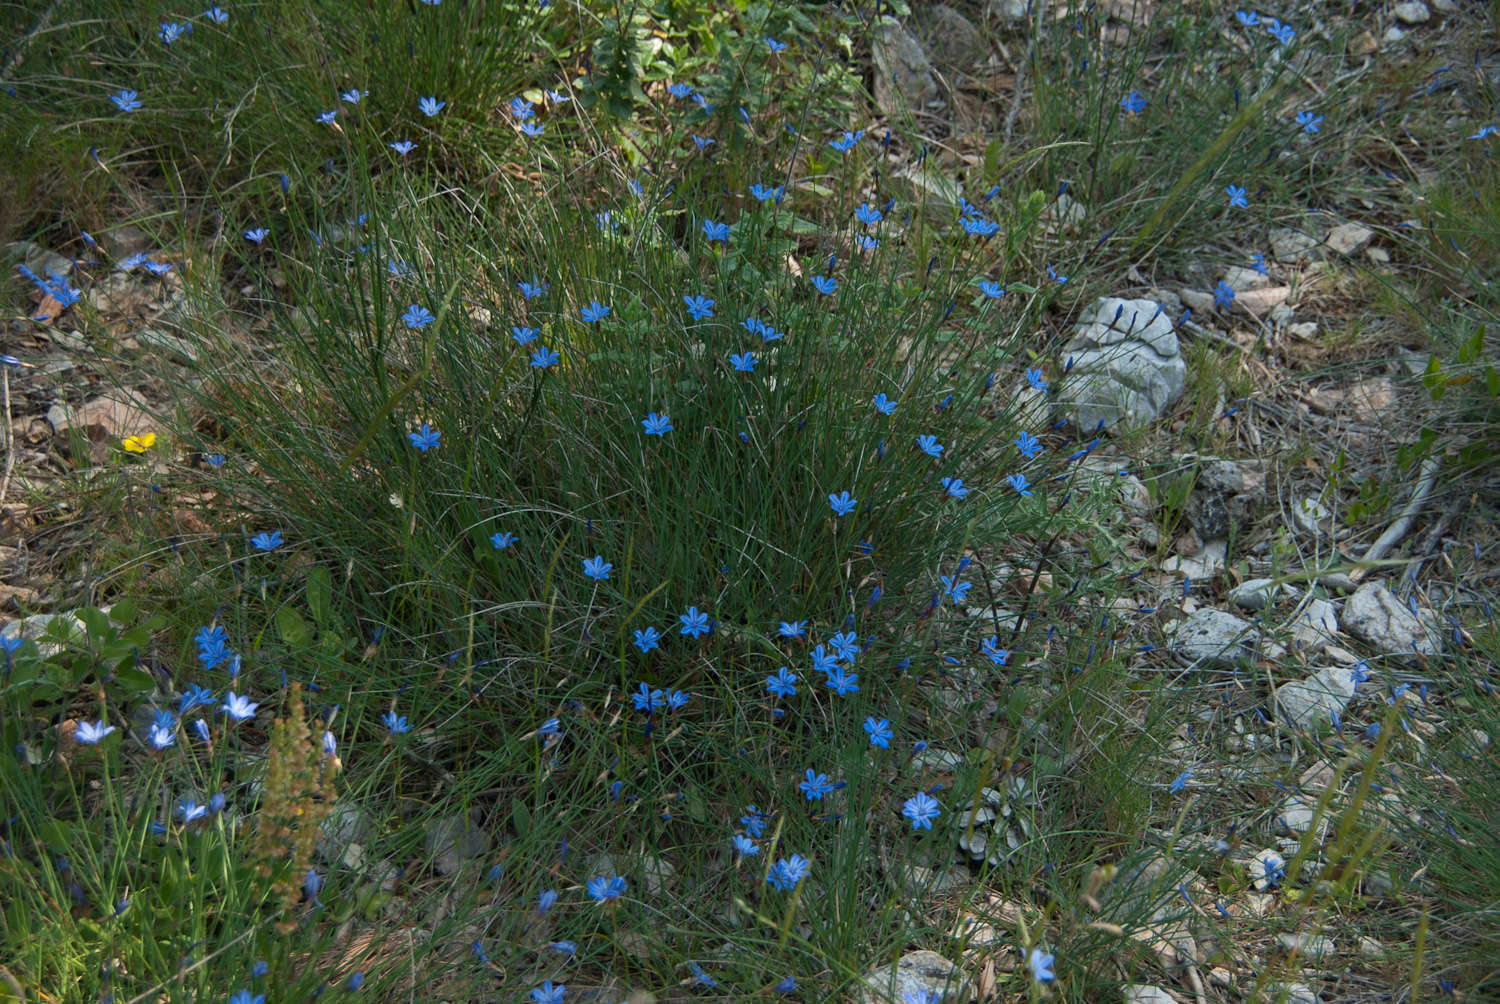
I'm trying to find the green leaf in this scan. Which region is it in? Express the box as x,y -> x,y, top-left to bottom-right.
112,664 -> 156,696
276,606 -> 312,648
512,800 -> 532,836
110,597 -> 138,625
307,566 -> 332,629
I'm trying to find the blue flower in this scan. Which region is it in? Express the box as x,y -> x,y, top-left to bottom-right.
1296,110 -> 1323,133
148,714 -> 177,750
864,717 -> 893,748
750,183 -> 784,202
632,683 -> 662,711
519,278 -> 549,299
641,412 -> 673,436
158,21 -> 188,43
419,96 -> 445,117
683,294 -> 715,319
940,575 -> 971,604
981,636 -> 1010,665
824,665 -> 859,695
530,981 -> 565,1004
1015,430 -> 1043,458
382,711 -> 412,735
582,555 -> 612,581
511,325 -> 538,345
872,393 -> 897,416
1226,184 -> 1248,208
1008,473 -> 1034,496
730,352 -> 756,372
856,234 -> 879,251
829,630 -> 860,660
491,531 -> 517,550
230,992 -> 266,1004
766,37 -> 787,52
178,683 -> 216,715
530,345 -> 561,368
408,423 -> 440,451
633,626 -> 661,652
1266,18 -> 1295,44
316,109 -> 337,125
1350,661 -> 1371,684
667,81 -> 693,98
829,130 -> 864,153
250,530 -> 283,551
110,89 -> 142,113
244,227 -> 269,244
855,202 -> 883,225
940,477 -> 968,499
776,976 -> 797,993
691,134 -> 714,149
916,434 -> 943,458
509,96 -> 536,120
810,275 -> 837,295
978,280 -> 1006,298
538,717 -> 561,738
1234,9 -> 1259,26
766,667 -> 798,698
178,798 -> 208,824
402,304 -> 435,329
679,606 -> 711,638
1214,281 -> 1236,309
1121,90 -> 1147,114
702,219 -> 730,242
221,692 -> 258,722
205,7 -> 228,23
1250,252 -> 1268,275
902,792 -> 941,829
959,216 -> 1000,237
733,834 -> 759,856
778,620 -> 807,639
1470,125 -> 1498,140
810,644 -> 839,675
580,300 -> 610,323
587,874 -> 627,902
76,720 -> 116,744
766,854 -> 811,891
1169,770 -> 1192,793
538,889 -> 558,913
828,491 -> 857,516
1028,948 -> 1055,983
341,88 -> 367,104
799,768 -> 836,800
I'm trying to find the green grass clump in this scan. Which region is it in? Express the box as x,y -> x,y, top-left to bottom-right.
2,1 -> 1499,1001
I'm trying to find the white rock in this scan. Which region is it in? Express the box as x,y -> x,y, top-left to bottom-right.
858,949 -> 966,1004
1431,0 -> 1457,11
1292,496 -> 1332,536
1058,298 -> 1186,432
1290,598 -> 1340,650
1222,264 -> 1272,291
1278,933 -> 1336,960
1162,538 -> 1228,580
424,812 -> 490,876
1343,582 -> 1442,659
1358,936 -> 1386,957
1325,222 -> 1375,256
1122,986 -> 1177,1004
872,22 -> 940,117
1275,665 -> 1355,730
1392,1 -> 1431,24
1230,578 -> 1280,611
1382,25 -> 1408,45
1270,228 -> 1319,262
1278,796 -> 1317,835
987,0 -> 1030,21
1170,609 -> 1262,667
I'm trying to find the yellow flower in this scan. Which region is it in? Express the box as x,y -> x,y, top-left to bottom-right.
122,433 -> 156,453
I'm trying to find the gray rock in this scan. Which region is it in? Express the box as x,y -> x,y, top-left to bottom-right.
1123,987 -> 1177,1004
872,21 -> 940,118
1179,288 -> 1215,315
1275,665 -> 1355,730
1222,264 -> 1272,291
1382,24 -> 1408,45
7,240 -> 74,277
1392,1 -> 1431,24
1106,855 -> 1203,925
1343,582 -> 1441,659
1231,578 -> 1284,611
921,5 -> 985,68
1268,983 -> 1319,1004
891,165 -> 963,218
1187,459 -> 1265,541
1058,298 -> 1186,432
1269,228 -> 1319,263
424,812 -> 490,875
133,328 -> 199,365
1430,0 -> 1457,10
1290,598 -> 1339,651
1,611 -> 87,658
1291,495 -> 1332,536
1169,609 -> 1261,667
987,0 -> 1030,21
1325,222 -> 1375,256
858,949 -> 966,1004
1278,796 -> 1317,835
1277,932 -> 1336,960
318,803 -> 371,864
